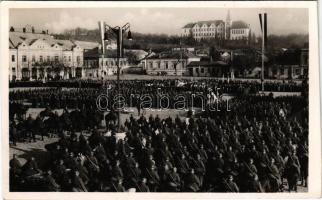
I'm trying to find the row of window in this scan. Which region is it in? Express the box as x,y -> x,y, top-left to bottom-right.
192,28 -> 223,32
271,68 -> 302,76
103,60 -> 127,66
195,68 -> 205,73
148,61 -> 185,69
231,29 -> 246,34
194,32 -> 223,37
12,55 -> 81,63
230,36 -> 248,40
195,67 -> 217,73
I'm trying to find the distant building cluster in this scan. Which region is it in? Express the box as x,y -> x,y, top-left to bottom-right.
8,24 -> 308,81
181,10 -> 251,41
139,47 -> 308,79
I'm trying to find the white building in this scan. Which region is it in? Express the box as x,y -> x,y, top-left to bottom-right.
181,10 -> 251,41
141,51 -> 200,76
9,27 -> 85,81
230,21 -> 251,40
181,20 -> 225,41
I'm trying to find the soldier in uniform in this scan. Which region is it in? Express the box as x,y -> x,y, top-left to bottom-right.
285,151 -> 301,192
111,160 -> 123,182
44,170 -> 60,191
10,121 -> 18,146
247,174 -> 264,192
71,170 -> 88,192
167,167 -> 181,192
223,175 -> 239,193
113,178 -> 126,192
192,154 -> 205,187
184,169 -> 201,192
176,154 -> 190,176
137,178 -> 150,192
267,158 -> 282,192
10,154 -> 22,176
127,162 -> 141,189
25,114 -> 36,142
146,165 -> 160,192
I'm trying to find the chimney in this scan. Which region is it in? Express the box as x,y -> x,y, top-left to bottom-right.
23,28 -> 26,33
32,26 -> 35,33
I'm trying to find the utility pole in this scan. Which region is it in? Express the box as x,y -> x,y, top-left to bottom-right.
99,22 -> 132,132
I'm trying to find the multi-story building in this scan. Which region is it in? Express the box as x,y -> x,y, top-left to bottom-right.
181,10 -> 251,41
83,48 -> 129,78
9,26 -> 85,81
141,51 -> 200,76
181,20 -> 226,41
230,21 -> 251,40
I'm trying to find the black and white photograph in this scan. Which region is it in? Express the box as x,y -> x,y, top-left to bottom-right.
1,1 -> 321,198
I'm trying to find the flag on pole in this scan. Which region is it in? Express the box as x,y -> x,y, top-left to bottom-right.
264,13 -> 267,50
259,13 -> 268,91
98,21 -> 105,55
259,13 -> 268,50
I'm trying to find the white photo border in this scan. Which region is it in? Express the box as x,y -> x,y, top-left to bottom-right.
0,1 -> 320,199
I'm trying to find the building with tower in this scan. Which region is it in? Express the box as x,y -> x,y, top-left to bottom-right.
181,10 -> 251,41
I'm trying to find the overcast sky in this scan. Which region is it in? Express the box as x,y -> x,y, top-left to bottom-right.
10,8 -> 308,36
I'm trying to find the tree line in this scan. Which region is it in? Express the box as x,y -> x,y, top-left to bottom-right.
53,28 -> 308,52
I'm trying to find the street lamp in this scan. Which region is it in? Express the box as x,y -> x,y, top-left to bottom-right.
99,21 -> 133,132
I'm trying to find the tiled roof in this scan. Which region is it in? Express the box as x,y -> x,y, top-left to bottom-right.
9,31 -> 80,51
9,32 -> 54,48
183,20 -> 224,29
231,20 -> 249,29
182,23 -> 196,28
56,39 -> 77,50
124,49 -> 149,60
196,20 -> 224,27
73,40 -> 99,50
146,51 -> 199,60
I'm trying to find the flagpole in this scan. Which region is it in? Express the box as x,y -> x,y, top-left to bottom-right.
261,22 -> 264,92
261,13 -> 265,92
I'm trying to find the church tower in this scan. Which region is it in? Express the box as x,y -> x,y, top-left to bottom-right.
225,10 -> 232,40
